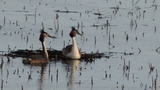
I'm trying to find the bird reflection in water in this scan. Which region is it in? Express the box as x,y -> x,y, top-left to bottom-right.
38,65 -> 47,90
63,60 -> 81,90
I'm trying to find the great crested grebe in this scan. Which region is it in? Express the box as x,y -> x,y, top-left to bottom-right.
23,30 -> 55,64
62,27 -> 82,59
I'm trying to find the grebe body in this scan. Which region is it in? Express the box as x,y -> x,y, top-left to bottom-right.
62,27 -> 82,59
23,30 -> 55,65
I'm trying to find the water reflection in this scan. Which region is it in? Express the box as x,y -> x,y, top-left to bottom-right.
38,65 -> 47,90
63,60 -> 81,90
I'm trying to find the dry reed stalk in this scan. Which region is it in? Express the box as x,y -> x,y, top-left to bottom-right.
91,76 -> 93,86
94,36 -> 96,46
126,34 -> 129,41
1,80 -> 3,90
21,85 -> 23,90
56,69 -> 58,82
51,75 -> 53,82
3,17 -> 5,25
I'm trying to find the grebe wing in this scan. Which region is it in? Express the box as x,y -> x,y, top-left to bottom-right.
27,55 -> 46,60
62,45 -> 73,54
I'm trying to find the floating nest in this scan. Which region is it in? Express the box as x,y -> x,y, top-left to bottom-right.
3,49 -> 135,65
5,49 -> 107,62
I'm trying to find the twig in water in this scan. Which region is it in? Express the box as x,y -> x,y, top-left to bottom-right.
138,48 -> 141,54
155,47 -> 160,52
126,34 -> 129,41
148,63 -> 154,76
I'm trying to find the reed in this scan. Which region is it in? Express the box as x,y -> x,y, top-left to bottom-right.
28,71 -> 32,80
79,72 -> 82,76
61,30 -> 63,37
94,36 -> 96,46
154,79 -> 157,90
135,36 -> 137,40
56,14 -> 59,30
123,59 -> 126,71
17,68 -> 19,75
41,22 -> 44,29
144,84 -> 147,90
108,28 -> 114,48
51,75 -> 53,82
79,80 -> 81,85
23,6 -> 25,10
143,11 -> 146,19
134,20 -> 137,28
21,85 -> 23,90
0,59 -> 4,69
91,76 -> 93,85
130,19 -> 134,29
22,69 -> 24,73
54,18 -> 57,30
154,26 -> 156,33
109,74 -> 111,78
105,74 -> 107,78
56,69 -> 58,82
156,69 -> 158,79
34,8 -> 37,23
48,64 -> 51,77
7,69 -> 9,78
77,22 -> 80,29
122,85 -> 124,90
1,80 -> 3,90
25,15 -> 28,22
145,0 -> 147,3
3,17 -> 5,25
148,63 -> 154,75
138,48 -> 141,54
152,76 -> 153,89
126,34 -> 129,41
63,40 -> 65,48
16,21 -> 18,26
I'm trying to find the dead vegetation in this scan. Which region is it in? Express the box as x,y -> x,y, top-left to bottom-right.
4,49 -> 106,62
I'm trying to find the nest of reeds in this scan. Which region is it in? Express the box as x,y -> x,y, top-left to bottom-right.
5,49 -> 107,62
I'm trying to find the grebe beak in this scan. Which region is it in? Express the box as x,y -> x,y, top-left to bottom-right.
76,30 -> 82,36
48,34 -> 57,38
77,33 -> 82,36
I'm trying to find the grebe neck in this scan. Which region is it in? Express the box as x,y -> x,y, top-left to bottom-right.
41,41 -> 48,60
72,37 -> 78,47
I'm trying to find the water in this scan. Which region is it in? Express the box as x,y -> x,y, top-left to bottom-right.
0,0 -> 160,90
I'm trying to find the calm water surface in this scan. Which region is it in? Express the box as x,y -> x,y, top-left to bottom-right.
0,0 -> 160,90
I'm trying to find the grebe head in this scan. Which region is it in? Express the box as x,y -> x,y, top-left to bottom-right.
69,27 -> 82,38
39,30 -> 56,42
